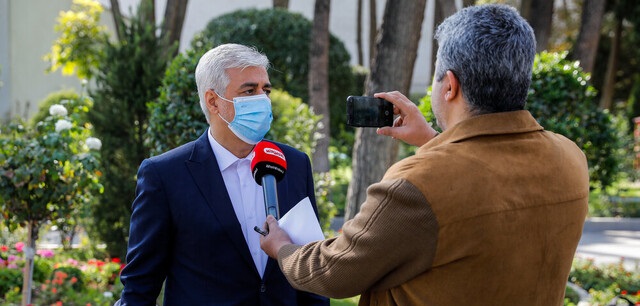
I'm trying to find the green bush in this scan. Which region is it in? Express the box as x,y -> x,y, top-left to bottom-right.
145,48 -> 207,155
0,268 -> 21,297
51,266 -> 85,291
0,256 -> 53,299
30,89 -> 92,126
33,257 -> 53,284
589,194 -> 640,218
526,51 -> 626,190
191,7 -> 355,145
268,90 -> 321,155
564,285 -> 581,305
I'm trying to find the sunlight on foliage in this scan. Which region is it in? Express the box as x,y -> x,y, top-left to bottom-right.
43,0 -> 108,80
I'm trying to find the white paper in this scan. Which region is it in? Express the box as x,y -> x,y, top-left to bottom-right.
278,197 -> 325,245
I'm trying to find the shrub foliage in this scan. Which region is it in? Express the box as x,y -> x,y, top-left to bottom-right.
526,51 -> 626,190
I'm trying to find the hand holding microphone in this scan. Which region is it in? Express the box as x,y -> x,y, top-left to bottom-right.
251,141 -> 287,236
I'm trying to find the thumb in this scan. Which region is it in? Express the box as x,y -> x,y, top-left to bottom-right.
377,127 -> 392,137
265,214 -> 278,225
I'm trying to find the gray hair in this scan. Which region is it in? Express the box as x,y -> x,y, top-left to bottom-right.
195,43 -> 270,122
434,4 -> 536,114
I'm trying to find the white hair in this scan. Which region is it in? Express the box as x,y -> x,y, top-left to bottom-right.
194,44 -> 270,122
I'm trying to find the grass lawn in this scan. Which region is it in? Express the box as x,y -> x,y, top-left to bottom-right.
331,296 -> 360,305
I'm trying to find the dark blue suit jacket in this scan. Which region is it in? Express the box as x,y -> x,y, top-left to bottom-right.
119,132 -> 329,306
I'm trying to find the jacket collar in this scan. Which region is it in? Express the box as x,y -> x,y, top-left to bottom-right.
420,110 -> 543,153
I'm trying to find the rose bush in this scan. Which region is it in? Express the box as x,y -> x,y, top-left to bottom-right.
0,99 -> 103,304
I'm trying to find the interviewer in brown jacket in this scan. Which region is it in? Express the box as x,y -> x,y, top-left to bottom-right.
260,4 -> 589,305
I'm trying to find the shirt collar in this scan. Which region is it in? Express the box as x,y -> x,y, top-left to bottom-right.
207,128 -> 255,172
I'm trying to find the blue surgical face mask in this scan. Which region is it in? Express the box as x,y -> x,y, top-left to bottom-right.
217,93 -> 273,145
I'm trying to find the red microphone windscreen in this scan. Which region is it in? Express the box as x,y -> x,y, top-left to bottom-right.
251,141 -> 287,184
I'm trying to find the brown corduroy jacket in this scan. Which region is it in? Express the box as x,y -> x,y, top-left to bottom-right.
278,110 -> 589,305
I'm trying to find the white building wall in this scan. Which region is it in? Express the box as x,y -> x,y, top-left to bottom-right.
2,0 -> 89,121
0,0 -> 10,120
3,0 -> 434,121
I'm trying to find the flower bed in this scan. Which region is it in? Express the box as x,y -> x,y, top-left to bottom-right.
0,242 -> 122,305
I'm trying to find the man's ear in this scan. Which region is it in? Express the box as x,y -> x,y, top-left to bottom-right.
444,70 -> 460,102
205,89 -> 219,113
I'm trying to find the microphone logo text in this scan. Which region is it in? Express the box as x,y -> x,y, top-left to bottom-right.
264,147 -> 286,161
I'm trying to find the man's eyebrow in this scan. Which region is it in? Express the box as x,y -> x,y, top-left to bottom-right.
238,82 -> 272,89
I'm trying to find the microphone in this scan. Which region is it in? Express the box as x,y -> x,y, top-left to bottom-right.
251,141 -> 287,219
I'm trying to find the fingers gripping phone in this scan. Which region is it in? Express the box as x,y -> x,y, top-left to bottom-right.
346,96 -> 394,127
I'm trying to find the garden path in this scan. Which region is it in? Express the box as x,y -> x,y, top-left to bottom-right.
575,217 -> 640,271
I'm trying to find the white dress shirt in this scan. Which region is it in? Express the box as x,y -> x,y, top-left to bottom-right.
207,129 -> 268,278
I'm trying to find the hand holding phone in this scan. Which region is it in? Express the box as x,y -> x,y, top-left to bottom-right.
374,91 -> 438,147
346,96 -> 394,127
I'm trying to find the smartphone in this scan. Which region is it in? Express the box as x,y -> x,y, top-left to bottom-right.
346,96 -> 394,127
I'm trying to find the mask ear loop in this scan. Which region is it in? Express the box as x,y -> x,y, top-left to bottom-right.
215,91 -> 235,124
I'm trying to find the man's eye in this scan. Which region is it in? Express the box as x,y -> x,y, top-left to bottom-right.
264,89 -> 272,95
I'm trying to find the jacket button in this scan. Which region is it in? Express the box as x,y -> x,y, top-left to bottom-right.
260,283 -> 266,292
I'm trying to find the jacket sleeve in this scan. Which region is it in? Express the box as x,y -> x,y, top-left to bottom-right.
119,159 -> 171,305
278,178 -> 439,299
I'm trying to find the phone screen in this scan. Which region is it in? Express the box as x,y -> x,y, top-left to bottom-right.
346,96 -> 394,127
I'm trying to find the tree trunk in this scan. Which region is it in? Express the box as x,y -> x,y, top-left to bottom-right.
463,0 -> 475,7
162,0 -> 188,58
273,0 -> 289,9
309,0 -> 331,173
571,0 -> 606,74
21,221 -> 38,306
520,0 -> 532,20
600,17 -> 622,109
437,0 -> 457,17
521,0 -> 554,52
345,0 -> 427,222
368,0 -> 377,62
429,0 -> 459,87
109,0 -> 125,41
357,0 -> 364,66
138,0 -> 155,27
59,223 -> 77,250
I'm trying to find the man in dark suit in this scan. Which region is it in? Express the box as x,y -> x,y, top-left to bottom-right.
117,43 -> 328,305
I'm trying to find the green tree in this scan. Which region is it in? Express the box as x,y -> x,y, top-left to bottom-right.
87,2 -> 173,258
31,91 -> 96,249
43,0 -> 108,80
0,102 -> 102,305
592,0 -> 640,117
44,0 -> 184,258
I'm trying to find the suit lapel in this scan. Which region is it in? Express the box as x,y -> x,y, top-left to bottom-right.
185,132 -> 257,273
